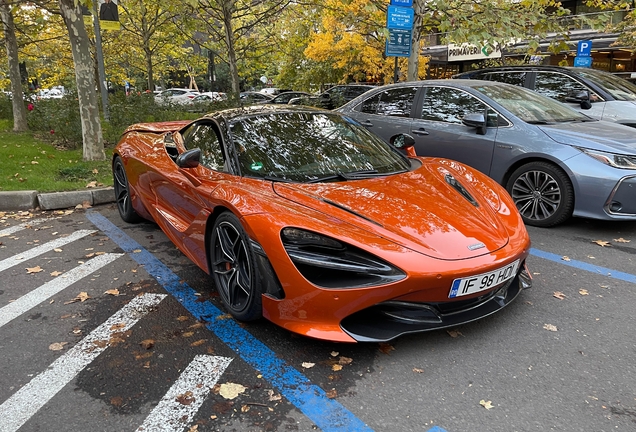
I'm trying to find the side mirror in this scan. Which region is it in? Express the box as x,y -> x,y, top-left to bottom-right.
176,148 -> 201,168
580,100 -> 592,110
390,133 -> 417,157
565,90 -> 590,104
462,112 -> 488,135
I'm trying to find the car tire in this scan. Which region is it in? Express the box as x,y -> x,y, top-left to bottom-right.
506,161 -> 574,227
210,212 -> 263,321
112,156 -> 142,223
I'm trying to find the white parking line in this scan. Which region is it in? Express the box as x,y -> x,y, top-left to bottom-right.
0,218 -> 47,237
0,253 -> 124,328
0,229 -> 96,272
0,293 -> 166,432
136,355 -> 233,432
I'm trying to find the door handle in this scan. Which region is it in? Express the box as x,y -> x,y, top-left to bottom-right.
411,128 -> 429,136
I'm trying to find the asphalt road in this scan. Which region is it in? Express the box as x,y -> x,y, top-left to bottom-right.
1,204 -> 635,432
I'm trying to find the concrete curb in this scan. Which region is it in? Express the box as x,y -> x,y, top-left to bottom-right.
0,187 -> 115,212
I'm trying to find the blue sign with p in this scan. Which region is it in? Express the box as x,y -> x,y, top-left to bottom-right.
577,40 -> 592,57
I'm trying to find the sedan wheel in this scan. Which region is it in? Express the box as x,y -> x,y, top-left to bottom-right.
210,213 -> 262,321
506,161 -> 574,227
112,156 -> 142,223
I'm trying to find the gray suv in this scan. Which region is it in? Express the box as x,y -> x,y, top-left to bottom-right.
453,66 -> 636,128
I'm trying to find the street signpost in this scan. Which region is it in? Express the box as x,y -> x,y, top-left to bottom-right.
385,29 -> 412,57
386,5 -> 414,29
574,40 -> 593,68
386,0 -> 415,82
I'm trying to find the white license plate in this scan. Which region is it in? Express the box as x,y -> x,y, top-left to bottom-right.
449,260 -> 520,298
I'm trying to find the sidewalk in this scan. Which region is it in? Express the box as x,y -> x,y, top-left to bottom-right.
0,187 -> 115,211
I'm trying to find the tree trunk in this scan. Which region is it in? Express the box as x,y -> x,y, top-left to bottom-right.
407,0 -> 424,82
58,0 -> 105,161
222,0 -> 240,96
0,0 -> 27,132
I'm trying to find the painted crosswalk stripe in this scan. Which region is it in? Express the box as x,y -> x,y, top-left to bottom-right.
0,218 -> 47,237
0,253 -> 123,328
0,292 -> 166,432
136,355 -> 232,432
0,229 -> 96,273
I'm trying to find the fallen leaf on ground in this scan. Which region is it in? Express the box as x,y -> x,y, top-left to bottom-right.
579,289 -> 589,296
139,339 -> 155,350
614,238 -> 630,243
413,368 -> 424,373
330,351 -> 339,357
64,292 -> 90,304
190,339 -> 206,347
241,405 -> 250,413
104,289 -> 119,296
553,291 -> 566,300
181,331 -> 194,337
268,389 -> 282,401
301,362 -> 315,369
175,391 -> 195,405
479,399 -> 494,409
219,383 -> 246,400
86,181 -> 97,188
332,364 -> 343,371
54,248 -> 62,252
543,323 -> 558,332
49,342 -> 68,351
378,342 -> 394,355
50,271 -> 63,277
338,356 -> 353,365
447,329 -> 463,338
593,240 -> 611,247
326,389 -> 337,399
561,256 -> 571,261
176,315 -> 189,321
26,266 -> 43,274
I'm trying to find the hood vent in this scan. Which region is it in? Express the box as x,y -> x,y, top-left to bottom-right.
445,174 -> 479,207
322,199 -> 383,227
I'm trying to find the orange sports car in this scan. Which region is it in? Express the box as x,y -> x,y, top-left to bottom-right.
112,105 -> 532,343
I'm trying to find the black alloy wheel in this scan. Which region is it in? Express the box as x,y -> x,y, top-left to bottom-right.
112,156 -> 142,223
210,212 -> 262,321
506,161 -> 574,227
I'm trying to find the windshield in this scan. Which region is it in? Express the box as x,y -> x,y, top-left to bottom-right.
229,112 -> 410,182
475,84 -> 592,124
573,69 -> 636,101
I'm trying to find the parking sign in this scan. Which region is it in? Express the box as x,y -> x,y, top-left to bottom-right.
577,40 -> 592,57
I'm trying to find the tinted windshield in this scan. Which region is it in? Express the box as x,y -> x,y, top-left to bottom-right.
574,69 -> 636,101
475,84 -> 591,123
229,112 -> 410,182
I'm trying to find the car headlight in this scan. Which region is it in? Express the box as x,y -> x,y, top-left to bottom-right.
578,148 -> 636,170
281,227 -> 405,289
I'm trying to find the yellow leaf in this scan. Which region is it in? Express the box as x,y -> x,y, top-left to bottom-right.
561,256 -> 571,261
49,342 -> 68,351
543,323 -> 558,332
219,383 -> 246,400
338,356 -> 353,365
579,289 -> 589,296
332,364 -> 343,371
413,368 -> 424,373
50,270 -> 63,277
26,266 -> 43,274
447,329 -> 463,338
593,240 -> 611,247
553,291 -> 566,300
302,362 -> 315,369
479,399 -> 494,409
104,289 -> 119,296
614,238 -> 630,243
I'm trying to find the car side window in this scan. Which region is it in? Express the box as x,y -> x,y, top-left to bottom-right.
361,87 -> 417,117
182,122 -> 225,171
420,86 -> 489,125
534,72 -> 595,103
484,72 -> 527,87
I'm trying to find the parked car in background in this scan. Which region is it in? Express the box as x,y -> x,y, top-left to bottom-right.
338,79 -> 636,227
240,91 -> 274,103
262,91 -> 310,104
453,66 -> 636,128
154,88 -> 200,105
289,84 -> 376,109
112,104 -> 532,342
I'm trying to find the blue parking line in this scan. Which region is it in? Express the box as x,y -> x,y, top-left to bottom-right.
530,248 -> 636,284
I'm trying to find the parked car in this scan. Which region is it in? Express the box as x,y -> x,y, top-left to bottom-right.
240,91 -> 273,103
338,79 -> 636,227
263,91 -> 311,104
154,88 -> 200,105
289,84 -> 376,109
453,66 -> 636,128
112,105 -> 532,342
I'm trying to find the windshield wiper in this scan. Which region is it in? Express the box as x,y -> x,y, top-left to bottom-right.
305,171 -> 351,183
526,120 -> 556,125
264,175 -> 294,183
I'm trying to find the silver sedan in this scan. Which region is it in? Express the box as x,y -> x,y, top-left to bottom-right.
337,80 -> 636,227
